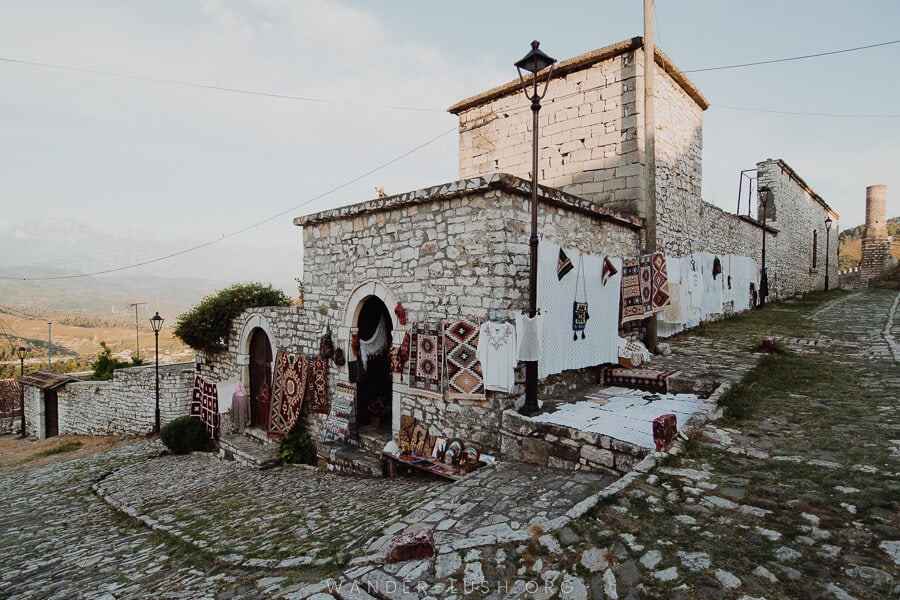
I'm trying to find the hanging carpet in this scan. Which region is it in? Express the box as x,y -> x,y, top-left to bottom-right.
408,322 -> 444,399
190,374 -> 220,440
650,252 -> 671,311
621,256 -> 644,323
444,319 -> 485,401
267,350 -> 309,439
307,355 -> 330,414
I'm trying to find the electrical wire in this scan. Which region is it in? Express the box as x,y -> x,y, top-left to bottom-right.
1,126 -> 458,282
0,56 -> 444,113
684,39 -> 900,73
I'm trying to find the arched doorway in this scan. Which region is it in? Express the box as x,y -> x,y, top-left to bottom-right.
248,328 -> 273,430
356,296 -> 392,429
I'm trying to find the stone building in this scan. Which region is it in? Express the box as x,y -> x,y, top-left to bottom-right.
860,184 -> 891,284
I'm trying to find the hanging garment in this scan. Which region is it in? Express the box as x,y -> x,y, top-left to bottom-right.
230,377 -> 250,432
359,314 -> 389,372
602,256 -> 618,287
557,248 -> 574,280
444,319 -> 485,400
712,256 -> 722,280
515,312 -> 544,362
537,239 -> 622,379
476,320 -> 517,394
572,254 -> 589,340
408,322 -> 444,399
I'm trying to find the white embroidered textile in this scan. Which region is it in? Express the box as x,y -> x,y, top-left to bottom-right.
476,321 -> 517,393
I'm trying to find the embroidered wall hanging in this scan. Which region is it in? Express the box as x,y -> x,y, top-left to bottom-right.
408,322 -> 444,399
267,351 -> 309,439
557,248 -> 574,280
572,254 -> 589,340
444,319 -> 485,400
621,256 -> 644,323
190,374 -> 220,440
602,256 -> 618,286
323,381 -> 355,445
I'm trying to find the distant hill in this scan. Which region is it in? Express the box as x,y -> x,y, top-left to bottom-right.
838,216 -> 900,270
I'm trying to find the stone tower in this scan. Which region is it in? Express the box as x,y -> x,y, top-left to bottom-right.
860,184 -> 890,284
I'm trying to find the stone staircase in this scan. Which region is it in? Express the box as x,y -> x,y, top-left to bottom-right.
218,429 -> 280,469
317,424 -> 393,478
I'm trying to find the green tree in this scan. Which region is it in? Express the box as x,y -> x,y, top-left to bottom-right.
91,341 -> 132,380
173,282 -> 291,353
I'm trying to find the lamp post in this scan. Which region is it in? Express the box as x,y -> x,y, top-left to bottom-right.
515,40 -> 556,417
825,215 -> 833,291
17,346 -> 27,438
758,186 -> 771,307
150,312 -> 164,434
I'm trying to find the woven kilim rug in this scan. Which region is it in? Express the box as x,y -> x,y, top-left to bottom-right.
190,374 -> 220,440
307,355 -> 330,414
621,256 -> 644,323
444,319 -> 485,401
639,254 -> 654,314
601,366 -> 681,394
408,322 -> 444,399
650,252 -> 671,311
267,350 -> 309,439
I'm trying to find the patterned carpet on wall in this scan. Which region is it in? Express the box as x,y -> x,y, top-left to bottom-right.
267,350 -> 309,439
444,319 -> 485,401
408,322 -> 444,399
190,374 -> 220,440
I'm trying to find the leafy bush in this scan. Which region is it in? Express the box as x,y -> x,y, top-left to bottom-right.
279,427 -> 318,465
91,341 -> 141,380
160,416 -> 214,455
173,282 -> 292,353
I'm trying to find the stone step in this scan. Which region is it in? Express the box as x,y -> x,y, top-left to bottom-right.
218,433 -> 280,469
318,444 -> 384,478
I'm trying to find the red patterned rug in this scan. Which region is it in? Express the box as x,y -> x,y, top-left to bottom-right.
650,252 -> 671,311
444,319 -> 485,400
307,355 -> 330,414
408,322 -> 444,399
267,350 -> 309,439
600,366 -> 681,394
190,374 -> 220,440
621,256 -> 644,323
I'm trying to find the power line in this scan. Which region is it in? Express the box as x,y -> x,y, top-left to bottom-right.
684,39 -> 900,73
1,126 -> 458,282
0,56 -> 443,113
712,104 -> 900,119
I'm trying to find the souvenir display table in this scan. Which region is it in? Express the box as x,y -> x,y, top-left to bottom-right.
380,451 -> 465,481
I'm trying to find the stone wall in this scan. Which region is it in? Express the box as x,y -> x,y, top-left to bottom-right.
839,267 -> 864,290
452,39 -> 707,220
20,363 -> 195,438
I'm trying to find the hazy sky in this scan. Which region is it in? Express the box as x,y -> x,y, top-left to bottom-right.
1,0 -> 897,279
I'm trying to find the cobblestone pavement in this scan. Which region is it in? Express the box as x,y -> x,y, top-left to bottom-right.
0,290 -> 897,599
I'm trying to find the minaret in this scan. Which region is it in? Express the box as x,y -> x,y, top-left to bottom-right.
860,185 -> 889,284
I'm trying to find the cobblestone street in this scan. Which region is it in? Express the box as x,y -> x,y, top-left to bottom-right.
0,289 -> 897,599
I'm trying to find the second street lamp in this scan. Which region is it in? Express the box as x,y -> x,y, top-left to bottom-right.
17,346 -> 27,438
825,215 -> 833,291
515,40 -> 556,416
150,312 -> 164,434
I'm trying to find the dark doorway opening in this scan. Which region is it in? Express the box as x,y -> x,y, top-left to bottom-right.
356,297 -> 392,429
44,390 -> 59,438
248,328 -> 273,430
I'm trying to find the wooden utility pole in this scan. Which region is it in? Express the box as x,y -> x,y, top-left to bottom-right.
129,302 -> 147,361
643,0 -> 658,353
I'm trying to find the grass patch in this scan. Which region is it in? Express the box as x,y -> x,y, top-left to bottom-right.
31,440 -> 83,459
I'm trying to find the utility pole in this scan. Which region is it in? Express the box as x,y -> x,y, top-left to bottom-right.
129,302 -> 147,361
643,0 -> 658,353
47,321 -> 52,370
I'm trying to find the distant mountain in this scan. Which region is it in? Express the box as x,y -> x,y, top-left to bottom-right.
0,218 -> 299,317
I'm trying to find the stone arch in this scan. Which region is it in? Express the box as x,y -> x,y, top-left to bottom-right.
236,313 -> 277,368
342,280 -> 401,331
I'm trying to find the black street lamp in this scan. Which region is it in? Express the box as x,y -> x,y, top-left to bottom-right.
17,346 -> 27,438
515,40 -> 556,417
758,186 -> 771,307
150,312 -> 164,434
825,215 -> 833,291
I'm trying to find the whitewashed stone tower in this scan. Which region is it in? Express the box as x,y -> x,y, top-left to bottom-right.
860,184 -> 890,283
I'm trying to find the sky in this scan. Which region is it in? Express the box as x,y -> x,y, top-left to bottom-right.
1,0 -> 898,289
